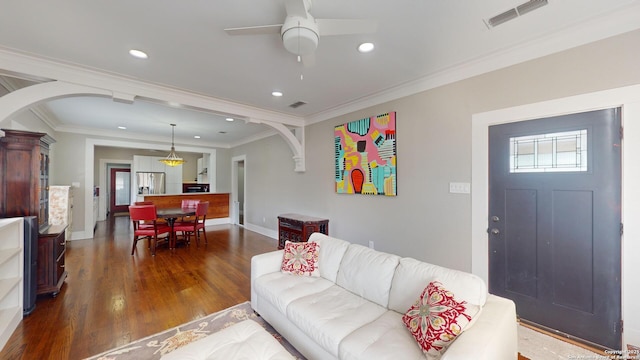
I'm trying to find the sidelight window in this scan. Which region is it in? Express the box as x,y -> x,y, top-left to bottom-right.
510,129 -> 587,173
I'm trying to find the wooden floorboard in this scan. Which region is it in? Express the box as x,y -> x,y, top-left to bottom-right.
0,216 -> 277,360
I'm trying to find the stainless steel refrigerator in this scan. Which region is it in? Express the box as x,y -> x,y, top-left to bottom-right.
136,172 -> 166,195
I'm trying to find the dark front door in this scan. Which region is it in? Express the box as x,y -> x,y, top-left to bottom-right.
110,168 -> 131,214
488,108 -> 621,349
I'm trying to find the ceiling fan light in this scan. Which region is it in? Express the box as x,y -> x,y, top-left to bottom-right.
282,26 -> 319,56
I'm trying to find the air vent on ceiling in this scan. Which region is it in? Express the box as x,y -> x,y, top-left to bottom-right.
289,101 -> 307,109
486,0 -> 548,28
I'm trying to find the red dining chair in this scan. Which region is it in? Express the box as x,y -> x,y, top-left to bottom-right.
129,204 -> 172,256
133,201 -> 155,228
173,201 -> 209,247
181,199 -> 200,208
179,199 -> 200,222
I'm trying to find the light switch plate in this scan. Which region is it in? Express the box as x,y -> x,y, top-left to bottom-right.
449,182 -> 471,194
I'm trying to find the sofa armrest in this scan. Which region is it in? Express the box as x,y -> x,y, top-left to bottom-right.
442,294 -> 518,360
251,250 -> 284,310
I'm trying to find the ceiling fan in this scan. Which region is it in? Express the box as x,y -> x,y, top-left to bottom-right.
224,0 -> 377,66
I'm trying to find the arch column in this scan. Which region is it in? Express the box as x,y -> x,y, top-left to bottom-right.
0,81 -> 114,124
0,80 -> 307,172
248,119 -> 306,172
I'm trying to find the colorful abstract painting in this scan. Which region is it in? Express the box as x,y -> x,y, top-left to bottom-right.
335,112 -> 397,196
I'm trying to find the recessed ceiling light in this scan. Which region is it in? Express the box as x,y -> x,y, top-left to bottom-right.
194,135 -> 201,139
129,49 -> 148,59
272,91 -> 283,97
358,42 -> 375,53
118,126 -> 127,130
226,117 -> 234,122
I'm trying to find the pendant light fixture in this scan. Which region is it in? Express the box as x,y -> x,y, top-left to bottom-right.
159,123 -> 185,167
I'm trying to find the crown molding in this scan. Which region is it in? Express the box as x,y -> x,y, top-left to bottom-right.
304,2 -> 640,125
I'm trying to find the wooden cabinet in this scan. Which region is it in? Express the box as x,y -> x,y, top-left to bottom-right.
0,218 -> 23,350
37,225 -> 67,296
0,129 -> 66,298
0,129 -> 54,230
277,213 -> 329,249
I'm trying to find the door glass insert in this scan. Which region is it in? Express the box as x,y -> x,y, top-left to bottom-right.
115,171 -> 131,206
510,129 -> 587,173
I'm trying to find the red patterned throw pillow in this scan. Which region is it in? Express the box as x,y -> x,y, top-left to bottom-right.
280,241 -> 320,277
402,281 -> 480,359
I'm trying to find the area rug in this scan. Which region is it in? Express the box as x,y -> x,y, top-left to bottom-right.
84,302 -> 305,360
518,324 -> 600,359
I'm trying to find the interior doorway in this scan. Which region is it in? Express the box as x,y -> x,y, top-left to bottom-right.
110,167 -> 131,215
231,155 -> 246,226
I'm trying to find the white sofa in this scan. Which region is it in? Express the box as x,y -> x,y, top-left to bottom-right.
251,233 -> 518,360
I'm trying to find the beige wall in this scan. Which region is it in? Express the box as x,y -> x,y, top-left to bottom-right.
235,29 -> 640,269
231,29 -> 640,346
93,146 -> 202,182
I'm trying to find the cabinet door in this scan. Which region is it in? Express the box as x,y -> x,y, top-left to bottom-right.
133,155 -> 152,172
165,163 -> 183,194
37,238 -> 52,288
151,156 -> 166,172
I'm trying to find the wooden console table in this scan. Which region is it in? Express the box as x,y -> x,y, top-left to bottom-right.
277,213 -> 329,249
38,224 -> 68,297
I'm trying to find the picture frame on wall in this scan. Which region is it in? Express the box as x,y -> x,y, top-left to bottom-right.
334,112 -> 397,196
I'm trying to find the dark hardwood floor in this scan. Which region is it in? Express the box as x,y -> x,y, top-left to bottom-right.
0,216 -> 278,360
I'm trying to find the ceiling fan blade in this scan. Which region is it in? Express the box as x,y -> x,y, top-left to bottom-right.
316,18 -> 378,36
301,53 -> 315,67
224,24 -> 282,36
285,0 -> 310,19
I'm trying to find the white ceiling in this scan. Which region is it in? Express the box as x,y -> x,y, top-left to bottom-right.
0,0 -> 639,146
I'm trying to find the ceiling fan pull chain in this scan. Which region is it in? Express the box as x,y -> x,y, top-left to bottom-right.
297,20 -> 304,80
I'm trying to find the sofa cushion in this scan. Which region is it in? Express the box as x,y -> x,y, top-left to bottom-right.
336,244 -> 400,307
254,272 -> 334,314
281,241 -> 320,277
402,281 -> 480,359
388,258 -> 487,314
161,320 -> 295,360
309,233 -> 350,283
339,311 -> 424,360
286,285 -> 388,357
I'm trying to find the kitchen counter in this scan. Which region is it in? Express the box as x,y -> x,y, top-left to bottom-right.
142,193 -> 230,219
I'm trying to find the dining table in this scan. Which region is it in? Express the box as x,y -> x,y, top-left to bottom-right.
156,207 -> 196,249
